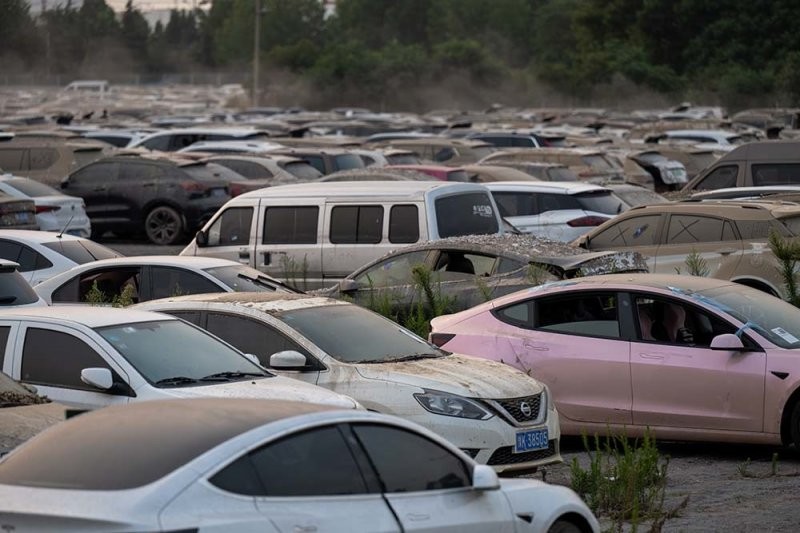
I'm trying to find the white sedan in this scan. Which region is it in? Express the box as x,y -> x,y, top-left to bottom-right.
0,174 -> 91,238
0,230 -> 121,285
136,293 -> 562,474
0,398 -> 599,533
33,255 -> 299,304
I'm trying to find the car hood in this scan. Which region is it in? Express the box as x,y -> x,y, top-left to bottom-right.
161,375 -> 359,409
354,354 -> 542,399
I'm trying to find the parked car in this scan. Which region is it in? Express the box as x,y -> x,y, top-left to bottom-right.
601,183 -> 669,210
0,137 -> 111,186
687,186 -> 800,201
369,138 -> 495,166
0,230 -> 120,285
682,141 -> 800,192
387,164 -> 472,182
320,234 -> 647,314
0,259 -> 47,307
0,307 -> 358,411
0,193 -> 38,231
572,201 -> 800,298
176,140 -> 285,154
480,148 -> 625,184
0,398 -> 598,532
487,182 -> 625,241
181,181 -> 505,289
647,129 -> 753,147
61,155 -> 233,245
270,147 -> 366,175
431,273 -> 800,448
129,128 -> 273,152
137,292 -> 563,474
462,164 -> 542,183
466,131 -> 545,148
0,174 -> 90,237
33,256 -> 298,305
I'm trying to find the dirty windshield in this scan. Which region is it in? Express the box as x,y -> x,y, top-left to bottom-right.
278,304 -> 445,363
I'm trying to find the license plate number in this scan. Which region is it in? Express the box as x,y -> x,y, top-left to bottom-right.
515,428 -> 548,453
16,212 -> 31,222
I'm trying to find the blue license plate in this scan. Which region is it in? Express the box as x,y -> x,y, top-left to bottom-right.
515,428 -> 548,453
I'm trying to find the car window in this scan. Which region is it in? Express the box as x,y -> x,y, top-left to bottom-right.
535,292 -> 620,338
493,301 -> 532,327
55,267 -> 142,304
205,312 -> 312,367
0,326 -> 10,370
435,192 -> 499,238
333,154 -> 364,171
736,220 -> 775,240
355,251 -> 429,288
588,215 -> 661,248
0,269 -> 40,306
41,240 -> 120,264
0,149 -> 26,171
634,295 -> 742,347
352,423 -> 470,492
389,205 -> 419,244
282,161 -> 322,180
118,162 -> 164,181
168,311 -> 201,325
149,266 -> 221,300
140,135 -> 171,151
215,160 -> 272,180
211,425 -> 368,496
26,148 -> 58,171
21,328 -> 110,390
752,163 -> 800,186
694,165 -> 738,191
207,206 -> 253,247
432,251 -> 497,279
666,215 -> 730,244
493,192 -> 539,217
15,245 -> 53,272
69,161 -> 118,185
6,178 -> 61,197
263,206 -> 319,244
330,205 -> 383,244
303,155 -> 326,174
0,241 -> 23,266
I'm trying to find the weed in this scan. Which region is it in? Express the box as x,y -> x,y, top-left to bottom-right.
84,280 -> 137,307
84,280 -> 107,305
769,230 -> 800,307
280,254 -> 309,291
772,452 -> 779,476
475,275 -> 494,302
737,457 -> 754,478
675,249 -> 710,277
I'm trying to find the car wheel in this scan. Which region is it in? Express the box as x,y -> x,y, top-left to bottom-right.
548,519 -> 583,533
145,206 -> 184,245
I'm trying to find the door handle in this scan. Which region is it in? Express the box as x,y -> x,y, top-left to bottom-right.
639,352 -> 664,360
406,513 -> 430,522
293,526 -> 318,533
523,340 -> 549,351
238,249 -> 250,262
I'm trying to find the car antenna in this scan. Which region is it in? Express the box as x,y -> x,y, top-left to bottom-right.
57,213 -> 76,240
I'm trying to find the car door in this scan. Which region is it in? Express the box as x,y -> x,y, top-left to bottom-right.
493,291 -> 633,425
656,215 -> 742,276
351,423 -> 514,532
254,203 -> 324,290
111,161 -> 160,224
197,205 -> 257,265
62,161 -> 118,223
322,204 -> 390,288
629,293 -> 766,432
10,323 -> 132,410
584,214 -> 663,271
242,424 -> 400,533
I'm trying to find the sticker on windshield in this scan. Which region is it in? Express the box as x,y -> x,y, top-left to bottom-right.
473,205 -> 494,218
771,327 -> 799,344
632,224 -> 649,239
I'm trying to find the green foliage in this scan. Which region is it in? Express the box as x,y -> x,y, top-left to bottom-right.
768,230 -> 800,307
569,430 -> 683,530
678,250 -> 710,277
84,280 -> 136,307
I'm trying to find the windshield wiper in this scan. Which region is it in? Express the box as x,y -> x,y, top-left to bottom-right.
155,376 -> 198,387
201,371 -> 266,382
360,353 -> 443,364
237,272 -> 303,293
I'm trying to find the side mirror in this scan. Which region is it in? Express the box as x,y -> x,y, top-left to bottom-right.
270,350 -> 309,370
710,333 -> 746,351
195,229 -> 208,247
81,367 -> 113,390
472,464 -> 500,491
339,279 -> 358,293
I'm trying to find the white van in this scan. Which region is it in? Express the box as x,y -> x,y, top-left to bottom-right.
180,181 -> 504,289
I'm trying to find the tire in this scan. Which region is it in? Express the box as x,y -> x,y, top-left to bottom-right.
548,519 -> 583,533
144,206 -> 184,245
789,401 -> 800,449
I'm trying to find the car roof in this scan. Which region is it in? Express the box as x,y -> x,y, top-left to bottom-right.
0,305 -> 178,328
237,180 -> 488,199
142,292 -> 345,314
68,255 -> 240,269
0,230 -> 89,244
485,181 -> 608,193
624,200 -> 800,219
542,273 -> 738,292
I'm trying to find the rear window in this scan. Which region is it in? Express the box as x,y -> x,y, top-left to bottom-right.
547,167 -> 578,181
333,154 -> 365,172
42,240 -> 121,264
582,155 -> 614,171
0,270 -> 40,305
4,178 -> 60,197
282,161 -> 322,180
781,217 -> 800,236
574,191 -> 624,215
435,192 -> 499,238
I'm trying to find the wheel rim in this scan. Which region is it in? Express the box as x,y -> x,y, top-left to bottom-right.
147,208 -> 180,244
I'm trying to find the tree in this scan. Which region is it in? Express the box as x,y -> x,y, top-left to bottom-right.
121,0 -> 150,67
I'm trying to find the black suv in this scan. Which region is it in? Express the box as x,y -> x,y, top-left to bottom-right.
61,155 -> 234,245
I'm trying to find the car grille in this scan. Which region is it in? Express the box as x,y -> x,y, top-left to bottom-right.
488,441 -> 557,466
493,393 -> 543,425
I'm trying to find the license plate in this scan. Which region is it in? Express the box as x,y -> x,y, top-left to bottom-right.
15,212 -> 31,223
211,188 -> 227,197
514,428 -> 548,453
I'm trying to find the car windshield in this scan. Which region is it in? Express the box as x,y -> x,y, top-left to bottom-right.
581,155 -> 614,171
96,319 -> 270,385
42,239 -> 121,264
278,304 -> 445,363
283,161 -> 322,180
547,167 -> 578,181
610,188 -> 667,209
574,190 -> 624,214
204,264 -> 295,292
334,154 -> 365,171
4,178 -> 60,197
692,286 -> 800,349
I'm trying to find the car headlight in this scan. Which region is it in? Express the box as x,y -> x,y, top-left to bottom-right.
413,389 -> 493,420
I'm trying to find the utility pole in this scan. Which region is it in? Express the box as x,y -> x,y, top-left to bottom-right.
252,0 -> 261,107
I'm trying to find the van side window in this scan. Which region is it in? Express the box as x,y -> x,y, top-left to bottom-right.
264,206 -> 319,244
207,207 -> 253,246
389,205 -> 419,244
0,326 -> 10,371
752,163 -> 800,186
694,165 -> 737,191
330,206 -> 383,244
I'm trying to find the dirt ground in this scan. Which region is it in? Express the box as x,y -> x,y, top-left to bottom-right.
2,405 -> 800,532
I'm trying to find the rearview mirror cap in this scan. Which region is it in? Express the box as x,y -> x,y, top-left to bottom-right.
81,367 -> 113,390
339,279 -> 358,293
270,350 -> 308,370
710,333 -> 746,351
195,229 -> 208,247
472,464 -> 500,491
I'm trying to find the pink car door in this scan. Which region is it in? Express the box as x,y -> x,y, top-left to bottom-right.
630,293 -> 766,432
493,291 -> 632,426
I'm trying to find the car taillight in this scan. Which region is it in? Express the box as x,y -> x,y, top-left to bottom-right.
35,205 -> 61,213
229,183 -> 247,197
179,181 -> 208,193
429,333 -> 456,347
567,216 -> 609,227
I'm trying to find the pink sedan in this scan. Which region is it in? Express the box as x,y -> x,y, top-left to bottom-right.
430,273 -> 800,446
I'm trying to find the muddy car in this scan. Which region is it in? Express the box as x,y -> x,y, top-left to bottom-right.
319,234 -> 647,315
0,137 -> 111,186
